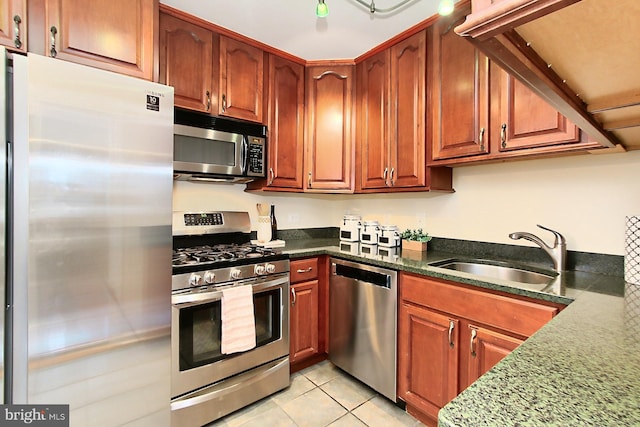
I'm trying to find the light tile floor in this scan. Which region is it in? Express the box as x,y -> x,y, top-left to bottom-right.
208,361 -> 423,427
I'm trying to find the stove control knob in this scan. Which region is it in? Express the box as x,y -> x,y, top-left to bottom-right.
189,273 -> 202,286
204,271 -> 215,284
230,269 -> 242,280
265,263 -> 276,274
255,264 -> 266,275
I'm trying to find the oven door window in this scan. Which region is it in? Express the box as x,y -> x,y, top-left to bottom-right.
178,288 -> 282,371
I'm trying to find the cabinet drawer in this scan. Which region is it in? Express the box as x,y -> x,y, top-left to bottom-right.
290,258 -> 319,283
400,273 -> 560,338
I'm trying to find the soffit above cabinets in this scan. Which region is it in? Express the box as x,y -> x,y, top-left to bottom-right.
456,0 -> 640,151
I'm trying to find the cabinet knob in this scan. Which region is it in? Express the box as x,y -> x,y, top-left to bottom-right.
383,167 -> 388,185
206,91 -> 211,111
13,15 -> 22,49
448,320 -> 455,348
308,171 -> 312,189
389,168 -> 395,187
268,167 -> 274,185
291,287 -> 297,306
296,267 -> 313,273
501,123 -> 507,148
479,127 -> 485,151
50,26 -> 58,58
221,94 -> 227,112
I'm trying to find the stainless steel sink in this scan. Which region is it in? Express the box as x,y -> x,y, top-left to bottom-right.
429,258 -> 556,286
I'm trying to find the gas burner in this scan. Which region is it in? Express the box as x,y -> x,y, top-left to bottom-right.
172,243 -> 278,268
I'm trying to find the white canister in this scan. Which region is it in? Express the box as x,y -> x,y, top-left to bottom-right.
378,245 -> 400,261
378,225 -> 401,247
359,243 -> 379,259
340,214 -> 361,242
360,220 -> 380,245
339,241 -> 360,254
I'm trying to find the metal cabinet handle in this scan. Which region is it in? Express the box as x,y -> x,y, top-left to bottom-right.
500,123 -> 507,148
206,91 -> 211,111
50,26 -> 58,58
268,168 -> 275,185
470,328 -> 477,357
448,320 -> 455,348
296,267 -> 313,273
479,127 -> 485,151
389,168 -> 395,187
291,288 -> 296,306
221,94 -> 227,112
308,171 -> 312,189
383,167 -> 388,185
13,15 -> 22,49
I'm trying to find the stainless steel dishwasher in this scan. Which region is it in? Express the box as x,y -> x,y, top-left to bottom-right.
329,258 -> 398,402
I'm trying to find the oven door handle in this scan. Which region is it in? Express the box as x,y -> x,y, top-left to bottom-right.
172,275 -> 289,307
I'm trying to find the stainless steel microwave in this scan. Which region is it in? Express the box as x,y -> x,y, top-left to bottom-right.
173,109 -> 267,183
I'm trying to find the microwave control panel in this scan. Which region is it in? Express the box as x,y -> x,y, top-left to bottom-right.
247,137 -> 265,176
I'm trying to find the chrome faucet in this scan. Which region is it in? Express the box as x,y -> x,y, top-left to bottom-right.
509,224 -> 566,272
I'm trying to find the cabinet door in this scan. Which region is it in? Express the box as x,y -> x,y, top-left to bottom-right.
289,280 -> 319,364
305,64 -> 355,192
499,71 -> 579,151
390,30 -> 426,188
219,36 -> 264,122
266,55 -> 305,190
44,0 -> 156,80
159,13 -> 214,113
398,302 -> 459,421
465,325 -> 522,389
0,0 -> 26,52
359,50 -> 390,190
431,10 -> 490,160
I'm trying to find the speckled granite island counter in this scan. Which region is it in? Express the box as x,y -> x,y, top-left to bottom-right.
279,237 -> 638,426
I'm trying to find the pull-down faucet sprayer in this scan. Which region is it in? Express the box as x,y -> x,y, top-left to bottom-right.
509,224 -> 566,272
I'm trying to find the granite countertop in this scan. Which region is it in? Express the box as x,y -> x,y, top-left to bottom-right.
280,238 -> 638,426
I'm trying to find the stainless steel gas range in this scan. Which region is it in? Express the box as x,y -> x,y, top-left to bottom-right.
170,211 -> 290,427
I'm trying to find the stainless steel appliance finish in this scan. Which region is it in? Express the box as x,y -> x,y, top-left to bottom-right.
171,211 -> 290,426
6,49 -> 174,424
0,48 -> 6,405
329,258 -> 398,402
509,224 -> 567,272
173,108 -> 267,183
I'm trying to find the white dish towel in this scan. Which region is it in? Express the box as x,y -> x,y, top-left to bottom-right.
221,285 -> 256,355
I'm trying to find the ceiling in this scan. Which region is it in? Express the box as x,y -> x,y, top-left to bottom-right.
159,0 -> 458,60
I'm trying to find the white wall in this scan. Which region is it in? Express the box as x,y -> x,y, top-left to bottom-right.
173,150 -> 640,256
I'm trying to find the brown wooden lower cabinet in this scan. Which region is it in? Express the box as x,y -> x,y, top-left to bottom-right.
289,257 -> 329,372
398,272 -> 562,426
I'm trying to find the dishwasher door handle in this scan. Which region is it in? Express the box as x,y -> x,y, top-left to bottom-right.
331,262 -> 392,289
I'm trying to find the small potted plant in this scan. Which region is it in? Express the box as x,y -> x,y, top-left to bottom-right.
401,228 -> 432,252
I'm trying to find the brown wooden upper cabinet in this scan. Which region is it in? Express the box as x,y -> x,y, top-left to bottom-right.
159,12 -> 215,113
264,54 -> 305,191
305,63 -> 355,192
358,31 -> 427,191
1,0 -> 26,52
430,8 -> 490,161
219,36 -> 264,123
430,4 -> 599,165
29,0 -> 156,80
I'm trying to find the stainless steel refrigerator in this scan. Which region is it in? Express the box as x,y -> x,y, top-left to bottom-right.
2,47 -> 174,426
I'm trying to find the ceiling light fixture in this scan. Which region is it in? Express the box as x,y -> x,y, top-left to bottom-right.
316,0 -> 329,17
315,0 -> 455,18
437,0 -> 454,15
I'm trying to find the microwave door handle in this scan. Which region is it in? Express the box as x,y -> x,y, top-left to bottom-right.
240,135 -> 248,175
